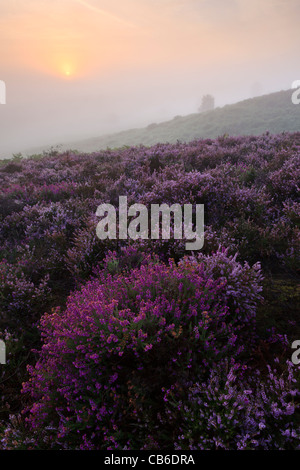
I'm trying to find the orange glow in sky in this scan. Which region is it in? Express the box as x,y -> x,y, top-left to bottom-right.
1,0 -> 299,79
1,0 -> 299,157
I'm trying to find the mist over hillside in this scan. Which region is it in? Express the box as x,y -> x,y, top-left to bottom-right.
21,88 -> 300,157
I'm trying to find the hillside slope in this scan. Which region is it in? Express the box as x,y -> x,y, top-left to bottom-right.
45,88 -> 300,154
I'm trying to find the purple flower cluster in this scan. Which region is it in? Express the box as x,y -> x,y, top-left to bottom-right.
171,359 -> 300,450
22,250 -> 266,449
0,259 -> 50,325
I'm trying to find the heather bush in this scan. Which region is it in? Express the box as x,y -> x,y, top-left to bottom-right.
0,330 -> 36,440
0,260 -> 50,326
169,359 -> 300,450
22,251 -> 263,449
189,247 -> 264,323
267,154 -> 300,201
65,216 -> 120,283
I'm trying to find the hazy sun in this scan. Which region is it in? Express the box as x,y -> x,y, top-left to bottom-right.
62,64 -> 74,78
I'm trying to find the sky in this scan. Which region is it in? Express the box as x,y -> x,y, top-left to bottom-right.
0,0 -> 299,157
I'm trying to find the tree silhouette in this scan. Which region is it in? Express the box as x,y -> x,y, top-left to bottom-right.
199,94 -> 215,113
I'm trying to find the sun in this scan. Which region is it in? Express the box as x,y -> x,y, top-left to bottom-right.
62,64 -> 74,78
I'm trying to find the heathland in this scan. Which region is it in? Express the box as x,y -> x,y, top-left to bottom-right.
0,131 -> 299,449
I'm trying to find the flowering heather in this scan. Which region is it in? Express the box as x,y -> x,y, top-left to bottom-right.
22,251 -> 264,449
0,260 -> 50,327
0,132 -> 299,449
171,359 -> 300,450
0,132 -> 299,290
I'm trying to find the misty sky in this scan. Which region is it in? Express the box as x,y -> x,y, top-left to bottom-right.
0,0 -> 299,157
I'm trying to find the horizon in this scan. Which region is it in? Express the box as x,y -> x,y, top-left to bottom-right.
1,0 -> 300,158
